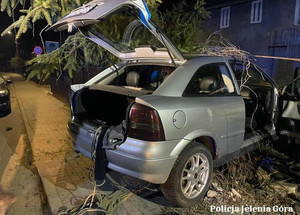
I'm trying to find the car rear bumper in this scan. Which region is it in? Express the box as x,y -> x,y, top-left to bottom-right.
106,139 -> 178,184
0,101 -> 9,110
0,95 -> 9,110
68,118 -> 179,184
0,96 -> 11,117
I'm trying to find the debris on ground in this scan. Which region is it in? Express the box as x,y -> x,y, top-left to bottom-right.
259,157 -> 274,172
207,190 -> 218,198
268,181 -> 298,197
178,137 -> 300,215
211,182 -> 223,193
256,166 -> 271,184
59,187 -> 133,215
5,127 -> 12,131
289,163 -> 300,178
231,188 -> 242,199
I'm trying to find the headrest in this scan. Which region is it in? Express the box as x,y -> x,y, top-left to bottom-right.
126,71 -> 140,87
200,77 -> 217,92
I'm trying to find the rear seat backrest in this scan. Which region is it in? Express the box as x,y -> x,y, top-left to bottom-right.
199,77 -> 217,93
126,71 -> 140,87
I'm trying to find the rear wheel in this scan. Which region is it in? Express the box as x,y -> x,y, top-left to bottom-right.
161,142 -> 213,207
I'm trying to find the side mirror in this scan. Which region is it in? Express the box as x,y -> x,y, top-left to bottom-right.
6,80 -> 12,85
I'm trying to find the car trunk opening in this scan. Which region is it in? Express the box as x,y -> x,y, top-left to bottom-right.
71,85 -> 154,184
73,64 -> 175,125
68,64 -> 175,155
73,84 -> 152,126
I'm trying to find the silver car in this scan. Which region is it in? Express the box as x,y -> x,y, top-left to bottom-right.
51,0 -> 300,207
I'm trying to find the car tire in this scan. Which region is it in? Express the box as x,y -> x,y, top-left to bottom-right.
161,142 -> 213,207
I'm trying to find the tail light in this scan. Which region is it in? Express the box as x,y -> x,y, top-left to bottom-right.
128,103 -> 165,141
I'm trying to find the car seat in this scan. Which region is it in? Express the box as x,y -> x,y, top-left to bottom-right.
199,77 -> 218,93
126,71 -> 140,87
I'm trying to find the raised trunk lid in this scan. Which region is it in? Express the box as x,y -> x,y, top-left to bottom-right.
50,0 -> 184,62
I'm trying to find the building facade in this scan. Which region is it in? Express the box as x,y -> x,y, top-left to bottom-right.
203,0 -> 300,82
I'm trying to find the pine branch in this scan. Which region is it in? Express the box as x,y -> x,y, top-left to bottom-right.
1,15 -> 25,36
1,0 -> 10,12
41,8 -> 52,25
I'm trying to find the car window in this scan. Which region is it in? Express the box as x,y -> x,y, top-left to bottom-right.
83,15 -> 164,53
104,65 -> 175,91
230,63 -> 271,87
184,63 -> 236,96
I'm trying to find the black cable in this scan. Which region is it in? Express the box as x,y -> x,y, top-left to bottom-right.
156,29 -> 177,68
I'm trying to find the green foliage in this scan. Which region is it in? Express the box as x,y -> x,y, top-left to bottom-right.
1,0 -> 25,17
10,55 -> 25,69
1,0 -> 90,40
157,0 -> 210,53
25,33 -> 113,81
1,15 -> 25,37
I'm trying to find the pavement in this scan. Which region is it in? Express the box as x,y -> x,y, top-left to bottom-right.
0,73 -> 43,215
4,73 -> 173,215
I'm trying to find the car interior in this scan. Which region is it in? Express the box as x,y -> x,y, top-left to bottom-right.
230,62 -> 274,133
184,63 -> 235,96
76,65 -> 175,125
108,65 -> 175,90
279,68 -> 300,135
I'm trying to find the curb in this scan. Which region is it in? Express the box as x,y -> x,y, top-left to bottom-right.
12,78 -> 51,214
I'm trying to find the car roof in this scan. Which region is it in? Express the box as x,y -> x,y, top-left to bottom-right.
185,54 -> 250,63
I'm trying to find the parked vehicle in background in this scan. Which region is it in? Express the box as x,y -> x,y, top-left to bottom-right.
0,75 -> 12,117
51,0 -> 300,207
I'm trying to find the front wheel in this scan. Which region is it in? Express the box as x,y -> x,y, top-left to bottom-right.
161,142 -> 213,207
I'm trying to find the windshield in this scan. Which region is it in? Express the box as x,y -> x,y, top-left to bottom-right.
81,13 -> 164,53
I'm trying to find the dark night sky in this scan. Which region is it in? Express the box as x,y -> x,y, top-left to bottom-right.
0,10 -> 60,62
0,13 -> 17,61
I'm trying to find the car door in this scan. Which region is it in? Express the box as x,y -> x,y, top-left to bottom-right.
279,68 -> 300,137
183,62 -> 245,156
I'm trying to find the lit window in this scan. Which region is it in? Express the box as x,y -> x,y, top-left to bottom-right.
251,0 -> 263,23
295,0 -> 300,25
220,7 -> 230,28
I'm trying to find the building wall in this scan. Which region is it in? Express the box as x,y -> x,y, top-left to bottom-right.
203,0 -> 299,82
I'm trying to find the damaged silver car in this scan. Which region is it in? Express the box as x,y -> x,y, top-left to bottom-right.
51,0 -> 300,207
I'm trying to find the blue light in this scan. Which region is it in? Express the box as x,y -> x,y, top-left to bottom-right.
139,0 -> 152,30
142,0 -> 151,20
